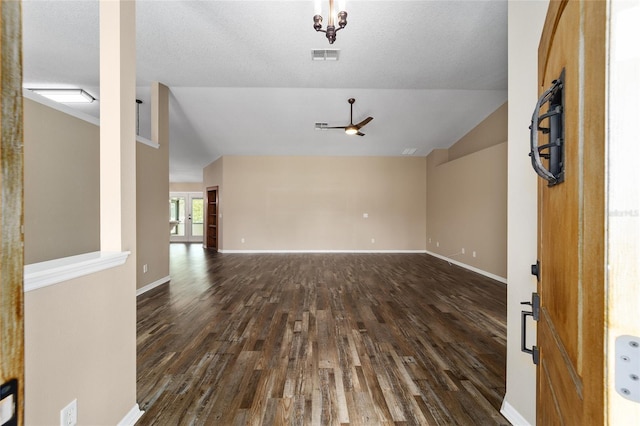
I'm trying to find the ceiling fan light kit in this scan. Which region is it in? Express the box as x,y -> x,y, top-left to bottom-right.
313,0 -> 348,44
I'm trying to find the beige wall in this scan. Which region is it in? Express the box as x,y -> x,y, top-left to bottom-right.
137,142 -> 169,288
170,181 -> 203,192
202,157 -> 223,191
502,1 -> 548,424
24,265 -> 136,424
448,102 -> 507,161
23,98 -> 100,264
203,156 -> 426,251
137,83 -> 170,289
426,142 -> 508,278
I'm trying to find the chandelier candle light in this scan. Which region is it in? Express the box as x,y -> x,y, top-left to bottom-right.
313,0 -> 348,44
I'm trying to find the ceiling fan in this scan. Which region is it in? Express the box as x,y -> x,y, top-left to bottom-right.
325,98 -> 373,136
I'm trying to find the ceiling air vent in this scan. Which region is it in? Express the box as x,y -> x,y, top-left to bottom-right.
402,148 -> 417,155
311,49 -> 340,61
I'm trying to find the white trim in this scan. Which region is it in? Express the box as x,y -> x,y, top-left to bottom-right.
218,249 -> 428,254
23,88 -> 100,125
117,403 -> 144,426
136,275 -> 170,296
425,250 -> 507,284
24,251 -> 130,292
136,135 -> 159,149
23,89 -> 160,149
500,399 -> 532,426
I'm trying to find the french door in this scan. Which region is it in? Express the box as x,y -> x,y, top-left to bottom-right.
169,192 -> 204,243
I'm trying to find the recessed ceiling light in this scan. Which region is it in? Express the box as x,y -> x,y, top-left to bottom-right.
29,88 -> 96,104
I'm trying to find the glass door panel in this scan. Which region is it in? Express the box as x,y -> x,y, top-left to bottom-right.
191,197 -> 204,238
169,196 -> 186,238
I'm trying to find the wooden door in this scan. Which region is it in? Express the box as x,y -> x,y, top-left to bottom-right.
206,187 -> 218,251
0,2 -> 25,425
535,0 -> 606,423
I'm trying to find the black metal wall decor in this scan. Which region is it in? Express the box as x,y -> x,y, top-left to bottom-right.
529,69 -> 565,186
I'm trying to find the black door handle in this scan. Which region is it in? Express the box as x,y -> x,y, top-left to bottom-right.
520,293 -> 540,365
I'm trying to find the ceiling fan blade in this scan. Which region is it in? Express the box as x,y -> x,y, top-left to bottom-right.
355,117 -> 373,129
356,131 -> 365,136
324,126 -> 348,129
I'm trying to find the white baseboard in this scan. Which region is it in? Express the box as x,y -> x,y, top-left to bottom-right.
136,275 -> 170,296
500,399 -> 532,426
117,403 -> 144,426
425,250 -> 507,284
218,249 -> 428,254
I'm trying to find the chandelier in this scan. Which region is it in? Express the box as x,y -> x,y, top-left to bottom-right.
313,0 -> 348,44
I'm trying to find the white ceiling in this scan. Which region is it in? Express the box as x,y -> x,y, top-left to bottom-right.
21,0 -> 507,182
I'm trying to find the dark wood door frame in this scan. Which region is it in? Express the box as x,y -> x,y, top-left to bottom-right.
206,186 -> 218,251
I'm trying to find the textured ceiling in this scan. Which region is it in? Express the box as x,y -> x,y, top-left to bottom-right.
22,0 -> 508,182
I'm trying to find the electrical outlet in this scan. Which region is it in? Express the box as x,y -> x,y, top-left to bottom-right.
241,238 -> 245,243
473,251 -> 477,258
461,248 -> 465,254
436,241 -> 440,247
60,399 -> 77,426
428,238 -> 432,243
143,264 -> 148,273
363,213 -> 369,218
371,238 -> 375,243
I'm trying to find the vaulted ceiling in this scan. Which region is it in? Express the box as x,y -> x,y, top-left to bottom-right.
22,0 -> 507,182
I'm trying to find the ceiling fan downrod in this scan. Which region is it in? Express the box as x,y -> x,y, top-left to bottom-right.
345,98 -> 358,135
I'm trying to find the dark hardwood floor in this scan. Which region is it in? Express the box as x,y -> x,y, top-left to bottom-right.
137,244 -> 508,425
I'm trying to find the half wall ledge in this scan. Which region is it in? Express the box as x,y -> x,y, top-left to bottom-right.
24,251 -> 130,292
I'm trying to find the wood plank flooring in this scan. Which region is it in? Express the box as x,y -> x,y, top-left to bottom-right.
137,244 -> 508,425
